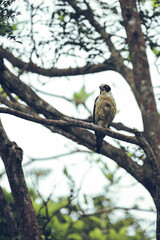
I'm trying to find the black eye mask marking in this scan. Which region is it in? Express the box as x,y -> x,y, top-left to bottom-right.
104,85 -> 111,92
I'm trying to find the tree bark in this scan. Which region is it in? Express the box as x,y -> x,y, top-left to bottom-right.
0,120 -> 41,240
0,186 -> 21,240
119,0 -> 160,238
119,0 -> 160,161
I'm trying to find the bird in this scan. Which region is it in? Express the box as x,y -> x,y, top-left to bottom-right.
93,84 -> 116,153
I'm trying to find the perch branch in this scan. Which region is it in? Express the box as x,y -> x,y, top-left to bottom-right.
0,107 -> 155,161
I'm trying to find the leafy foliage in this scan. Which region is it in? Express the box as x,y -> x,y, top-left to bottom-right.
0,187 -> 153,240
73,85 -> 93,108
8,0 -> 160,70
0,0 -> 18,39
0,160 -> 154,240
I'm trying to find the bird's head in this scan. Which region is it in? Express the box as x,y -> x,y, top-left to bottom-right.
99,84 -> 111,94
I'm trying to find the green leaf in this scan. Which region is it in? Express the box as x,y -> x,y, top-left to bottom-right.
119,226 -> 127,235
90,216 -> 101,225
89,228 -> 105,239
152,46 -> 160,56
63,166 -> 69,177
47,199 -> 68,213
73,220 -> 84,231
127,152 -> 133,157
59,14 -> 65,22
104,163 -> 109,170
73,85 -> 93,107
31,169 -> 52,178
11,24 -> 17,31
111,7 -> 118,14
152,0 -> 160,8
101,170 -> 114,184
83,194 -> 88,204
14,95 -> 19,101
68,233 -> 82,240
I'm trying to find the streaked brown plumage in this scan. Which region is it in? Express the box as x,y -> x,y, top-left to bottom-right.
93,84 -> 116,153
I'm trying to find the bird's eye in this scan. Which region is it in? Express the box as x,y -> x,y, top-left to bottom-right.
104,85 -> 111,92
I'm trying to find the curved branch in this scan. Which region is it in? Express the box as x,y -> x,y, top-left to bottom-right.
64,0 -> 136,94
81,206 -> 156,217
0,93 -> 36,115
0,66 -> 151,189
65,0 -> 115,53
0,46 -> 116,76
24,150 -> 90,167
111,122 -> 137,134
0,106 -> 148,187
0,46 -> 137,101
0,65 -> 62,119
0,106 -> 142,146
0,107 -> 156,168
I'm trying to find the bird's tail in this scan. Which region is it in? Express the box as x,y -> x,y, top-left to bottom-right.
95,132 -> 105,154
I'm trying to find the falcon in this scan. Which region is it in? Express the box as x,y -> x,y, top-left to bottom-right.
93,84 -> 116,153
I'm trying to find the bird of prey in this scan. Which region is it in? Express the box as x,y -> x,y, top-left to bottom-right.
93,84 -> 116,153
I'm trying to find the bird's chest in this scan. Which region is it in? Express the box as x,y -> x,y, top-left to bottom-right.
96,93 -> 114,111
95,94 -> 116,126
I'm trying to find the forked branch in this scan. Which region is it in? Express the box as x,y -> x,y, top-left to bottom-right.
0,107 -> 156,164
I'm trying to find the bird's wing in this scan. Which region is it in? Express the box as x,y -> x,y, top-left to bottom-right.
93,96 -> 98,124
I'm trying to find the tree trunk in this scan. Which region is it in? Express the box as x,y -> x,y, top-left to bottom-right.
119,1 -> 160,238
0,120 -> 41,240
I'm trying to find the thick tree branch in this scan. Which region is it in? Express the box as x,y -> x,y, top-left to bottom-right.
0,65 -> 62,119
119,0 -> 160,162
0,66 -> 152,191
0,107 -> 156,171
0,106 -> 145,146
0,48 -> 137,108
111,122 -> 137,134
0,93 -> 36,115
119,2 -> 160,235
0,46 -> 116,76
0,186 -> 21,240
0,120 -> 41,240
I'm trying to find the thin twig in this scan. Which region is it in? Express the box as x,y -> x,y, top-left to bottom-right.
23,150 -> 90,166
81,206 -> 156,217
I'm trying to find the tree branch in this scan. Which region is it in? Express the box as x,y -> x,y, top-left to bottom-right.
111,122 -> 137,134
0,186 -> 21,240
119,0 -> 160,163
0,46 -> 116,76
0,66 -> 148,187
0,106 -> 143,146
81,206 -> 156,217
63,0 -> 138,104
0,92 -> 36,115
0,120 -> 41,240
65,0 -> 115,53
24,150 -> 90,167
0,107 -> 156,168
